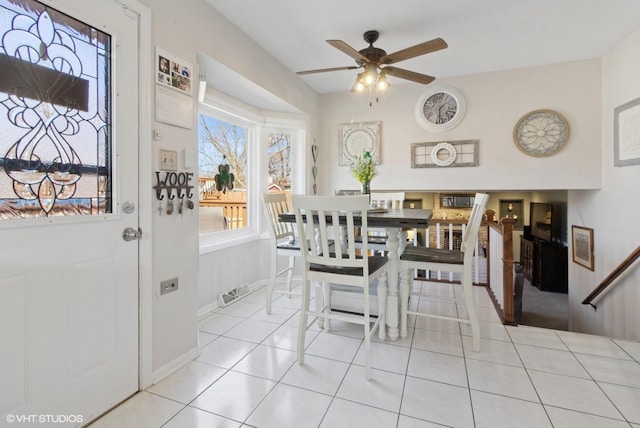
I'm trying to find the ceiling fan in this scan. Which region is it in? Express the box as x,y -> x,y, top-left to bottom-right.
297,30 -> 448,92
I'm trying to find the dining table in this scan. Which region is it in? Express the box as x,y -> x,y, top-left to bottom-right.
279,207 -> 432,341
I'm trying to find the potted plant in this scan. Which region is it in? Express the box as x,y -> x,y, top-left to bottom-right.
349,151 -> 377,196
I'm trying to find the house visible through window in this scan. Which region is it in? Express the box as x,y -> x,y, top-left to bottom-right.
267,132 -> 291,192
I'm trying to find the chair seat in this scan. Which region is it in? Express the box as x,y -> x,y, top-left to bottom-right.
400,246 -> 464,265
354,235 -> 388,246
277,239 -> 334,251
310,255 -> 387,276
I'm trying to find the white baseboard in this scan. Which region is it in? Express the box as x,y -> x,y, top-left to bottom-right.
150,345 -> 200,386
197,301 -> 219,320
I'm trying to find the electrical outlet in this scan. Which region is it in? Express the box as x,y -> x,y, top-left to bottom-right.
160,277 -> 179,295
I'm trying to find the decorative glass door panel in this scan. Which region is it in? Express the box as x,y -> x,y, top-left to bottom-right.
0,0 -> 112,219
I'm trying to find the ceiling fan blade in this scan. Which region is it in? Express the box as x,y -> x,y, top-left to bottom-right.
327,40 -> 370,63
383,66 -> 435,85
380,38 -> 448,64
296,65 -> 360,75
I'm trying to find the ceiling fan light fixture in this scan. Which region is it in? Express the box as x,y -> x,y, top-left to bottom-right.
363,63 -> 377,85
377,71 -> 389,90
352,73 -> 366,92
297,30 -> 447,106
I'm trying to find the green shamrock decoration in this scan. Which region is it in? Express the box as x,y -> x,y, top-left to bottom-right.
214,158 -> 234,194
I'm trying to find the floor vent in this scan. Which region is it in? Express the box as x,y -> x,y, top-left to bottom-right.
217,283 -> 252,307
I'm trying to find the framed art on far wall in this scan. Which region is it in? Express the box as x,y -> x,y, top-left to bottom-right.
572,225 -> 594,271
338,121 -> 381,166
614,96 -> 640,166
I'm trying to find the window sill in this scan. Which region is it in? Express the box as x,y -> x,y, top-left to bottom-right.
199,228 -> 265,255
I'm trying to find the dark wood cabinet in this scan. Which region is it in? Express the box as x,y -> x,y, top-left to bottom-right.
520,236 -> 568,293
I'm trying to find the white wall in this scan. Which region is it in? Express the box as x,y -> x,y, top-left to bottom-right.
139,0 -> 319,377
318,60 -> 602,193
318,46 -> 639,343
567,28 -> 640,341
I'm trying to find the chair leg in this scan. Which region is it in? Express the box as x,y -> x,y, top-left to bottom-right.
266,247 -> 278,314
399,265 -> 410,339
285,255 -> 295,297
462,266 -> 481,352
297,277 -> 311,365
377,273 -> 387,341
363,289 -> 372,380
323,282 -> 331,330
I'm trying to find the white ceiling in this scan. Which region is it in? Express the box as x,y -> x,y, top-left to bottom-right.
203,0 -> 640,105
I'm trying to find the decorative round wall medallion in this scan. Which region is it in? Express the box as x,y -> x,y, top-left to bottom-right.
513,109 -> 570,157
430,142 -> 457,166
415,86 -> 466,131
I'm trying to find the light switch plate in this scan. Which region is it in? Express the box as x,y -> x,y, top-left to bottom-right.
160,149 -> 177,171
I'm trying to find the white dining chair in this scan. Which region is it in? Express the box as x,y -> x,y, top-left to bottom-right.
262,192 -> 300,314
399,192 -> 489,351
359,192 -> 405,254
293,194 -> 388,379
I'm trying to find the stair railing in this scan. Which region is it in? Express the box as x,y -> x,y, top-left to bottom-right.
582,245 -> 640,309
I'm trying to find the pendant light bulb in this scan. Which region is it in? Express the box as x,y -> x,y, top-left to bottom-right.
363,64 -> 377,86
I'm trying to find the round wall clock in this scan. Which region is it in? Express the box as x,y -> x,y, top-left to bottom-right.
415,86 -> 466,131
513,109 -> 570,157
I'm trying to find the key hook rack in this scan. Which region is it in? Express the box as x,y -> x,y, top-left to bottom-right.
154,171 -> 194,201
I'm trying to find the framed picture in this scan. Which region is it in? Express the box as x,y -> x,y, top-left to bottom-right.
614,97 -> 640,166
338,121 -> 381,166
572,225 -> 594,271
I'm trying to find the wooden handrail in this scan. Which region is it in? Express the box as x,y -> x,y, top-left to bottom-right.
582,245 -> 640,308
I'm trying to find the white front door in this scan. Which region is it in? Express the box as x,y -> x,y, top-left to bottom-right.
0,0 -> 140,424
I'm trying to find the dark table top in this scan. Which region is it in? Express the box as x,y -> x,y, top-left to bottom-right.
279,208 -> 432,229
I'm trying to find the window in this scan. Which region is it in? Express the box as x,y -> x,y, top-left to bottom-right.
267,132 -> 292,191
198,112 -> 249,234
0,0 -> 112,219
197,96 -> 306,252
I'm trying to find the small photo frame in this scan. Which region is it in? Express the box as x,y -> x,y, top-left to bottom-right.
156,47 -> 193,96
614,96 -> 640,166
572,225 -> 594,271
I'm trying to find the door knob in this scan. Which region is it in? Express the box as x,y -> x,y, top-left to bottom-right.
122,227 -> 142,241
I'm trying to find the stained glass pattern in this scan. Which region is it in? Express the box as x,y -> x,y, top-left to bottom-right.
0,0 -> 112,219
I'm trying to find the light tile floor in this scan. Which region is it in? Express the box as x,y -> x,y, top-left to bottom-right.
91,281 -> 640,428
